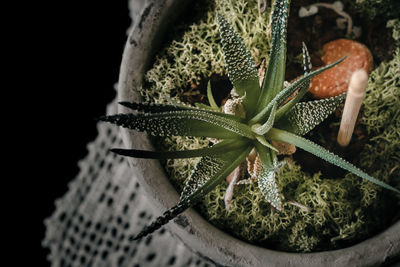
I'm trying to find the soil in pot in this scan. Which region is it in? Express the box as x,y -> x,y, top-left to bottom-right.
139,0 -> 400,252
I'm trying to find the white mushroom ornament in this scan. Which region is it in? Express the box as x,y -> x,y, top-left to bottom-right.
307,38 -> 373,147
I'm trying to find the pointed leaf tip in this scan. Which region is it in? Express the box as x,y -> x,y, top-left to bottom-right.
268,128 -> 400,194
302,42 -> 312,74
131,202 -> 189,240
257,0 -> 290,110
109,148 -> 119,154
217,13 -> 260,118
255,142 -> 282,210
96,115 -> 112,122
118,101 -> 133,109
109,141 -> 248,159
99,111 -> 252,139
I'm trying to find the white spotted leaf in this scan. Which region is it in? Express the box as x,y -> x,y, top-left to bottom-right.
251,57 -> 345,124
181,140 -> 252,201
99,110 -> 254,139
255,142 -> 282,210
275,93 -> 346,136
217,14 -> 260,118
257,0 -> 290,111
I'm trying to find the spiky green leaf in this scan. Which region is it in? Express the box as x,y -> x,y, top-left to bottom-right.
257,0 -> 289,111
255,142 -> 282,210
267,128 -> 400,194
255,134 -> 279,152
119,101 -> 242,121
132,202 -> 188,240
194,102 -> 217,111
251,57 -> 345,124
99,110 -> 254,139
132,143 -> 252,240
302,42 -> 312,74
119,101 -> 189,113
207,81 -> 219,110
217,14 -> 260,118
181,141 -> 252,201
274,43 -> 312,121
251,102 -> 277,135
276,93 -> 346,135
110,138 -> 247,159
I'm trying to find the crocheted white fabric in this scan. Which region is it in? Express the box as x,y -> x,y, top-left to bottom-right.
42,95 -> 213,267
42,1 -> 214,266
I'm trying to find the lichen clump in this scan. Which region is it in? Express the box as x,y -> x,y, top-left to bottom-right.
359,48 -> 400,191
140,0 -> 272,105
350,0 -> 400,19
140,0 -> 400,252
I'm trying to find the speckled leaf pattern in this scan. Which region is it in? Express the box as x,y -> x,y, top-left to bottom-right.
119,101 -> 190,113
258,168 -> 282,210
253,57 -> 345,124
257,0 -> 289,110
132,202 -> 188,240
180,156 -> 225,200
119,101 -> 244,121
110,139 -> 248,159
217,14 -> 260,118
255,142 -> 282,210
278,93 -> 346,136
132,143 -> 252,240
302,42 -> 312,74
99,110 -> 254,139
274,42 -> 312,120
267,128 -> 400,194
181,143 -> 252,201
276,59 -> 345,107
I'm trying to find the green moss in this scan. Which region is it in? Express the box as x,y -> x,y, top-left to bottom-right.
350,0 -> 400,19
359,48 -> 400,187
199,161 -> 379,252
387,19 -> 400,46
140,0 -> 272,105
142,0 -> 400,252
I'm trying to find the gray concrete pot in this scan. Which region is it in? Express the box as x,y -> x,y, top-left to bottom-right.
117,0 -> 400,266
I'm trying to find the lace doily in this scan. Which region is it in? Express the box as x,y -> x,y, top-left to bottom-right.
42,1 -> 213,266
42,95 -> 213,267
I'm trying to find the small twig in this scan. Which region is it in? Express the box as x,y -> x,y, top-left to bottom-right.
225,166 -> 242,210
287,200 -> 312,212
389,165 -> 399,176
337,69 -> 368,147
259,0 -> 267,14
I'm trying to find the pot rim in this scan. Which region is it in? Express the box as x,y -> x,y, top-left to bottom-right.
116,1 -> 400,266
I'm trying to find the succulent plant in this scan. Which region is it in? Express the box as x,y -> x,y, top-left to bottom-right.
100,0 -> 400,240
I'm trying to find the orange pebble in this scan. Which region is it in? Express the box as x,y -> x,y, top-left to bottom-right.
309,39 -> 373,99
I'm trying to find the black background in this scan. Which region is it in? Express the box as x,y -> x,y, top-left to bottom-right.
21,1 -> 131,265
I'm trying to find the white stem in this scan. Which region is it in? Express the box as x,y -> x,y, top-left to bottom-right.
224,166 -> 241,210
287,200 -> 312,212
337,69 -> 368,147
